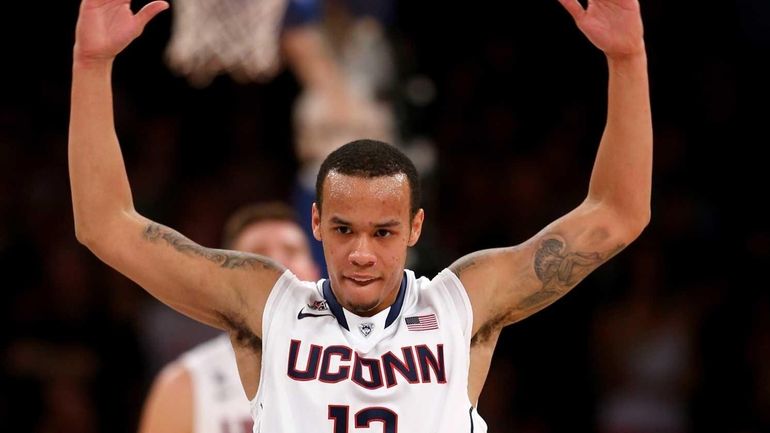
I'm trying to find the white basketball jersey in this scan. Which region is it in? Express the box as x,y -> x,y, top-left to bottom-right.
251,269 -> 488,433
181,334 -> 254,433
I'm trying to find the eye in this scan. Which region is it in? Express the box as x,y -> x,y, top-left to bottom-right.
375,229 -> 392,238
335,226 -> 352,235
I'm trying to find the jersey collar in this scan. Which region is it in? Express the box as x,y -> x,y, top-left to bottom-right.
322,272 -> 408,331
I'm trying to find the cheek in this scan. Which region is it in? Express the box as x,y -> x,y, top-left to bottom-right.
385,239 -> 408,265
323,239 -> 345,263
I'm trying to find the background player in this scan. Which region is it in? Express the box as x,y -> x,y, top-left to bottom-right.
138,202 -> 319,433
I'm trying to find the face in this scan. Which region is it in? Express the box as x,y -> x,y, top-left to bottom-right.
232,220 -> 319,281
312,172 -> 424,316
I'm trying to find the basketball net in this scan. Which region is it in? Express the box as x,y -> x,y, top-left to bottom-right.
165,0 -> 289,87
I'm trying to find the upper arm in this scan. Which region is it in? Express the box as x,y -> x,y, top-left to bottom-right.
138,362 -> 194,433
450,200 -> 647,338
83,209 -> 284,335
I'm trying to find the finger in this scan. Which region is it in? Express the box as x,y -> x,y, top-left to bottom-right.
557,0 -> 585,21
136,1 -> 169,30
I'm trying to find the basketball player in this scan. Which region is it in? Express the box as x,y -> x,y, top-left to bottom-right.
69,0 -> 651,431
137,203 -> 319,433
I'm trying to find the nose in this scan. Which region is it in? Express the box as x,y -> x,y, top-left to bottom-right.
349,236 -> 376,267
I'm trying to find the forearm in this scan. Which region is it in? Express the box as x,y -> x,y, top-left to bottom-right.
586,52 -> 652,228
68,59 -> 135,243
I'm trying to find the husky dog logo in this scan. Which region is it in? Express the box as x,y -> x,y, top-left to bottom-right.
358,322 -> 375,337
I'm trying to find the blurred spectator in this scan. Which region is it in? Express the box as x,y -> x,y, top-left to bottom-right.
592,241 -> 700,433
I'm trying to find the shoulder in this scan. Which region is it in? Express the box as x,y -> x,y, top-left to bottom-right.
263,271 -> 320,315
139,360 -> 194,433
408,268 -> 474,336
265,270 -> 324,313
404,268 -> 470,304
411,268 -> 467,294
271,269 -> 321,298
154,360 -> 193,394
262,270 -> 326,332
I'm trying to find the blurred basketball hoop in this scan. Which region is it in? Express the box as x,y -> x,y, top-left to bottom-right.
165,0 -> 288,87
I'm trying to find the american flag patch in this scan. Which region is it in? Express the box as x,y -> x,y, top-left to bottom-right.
405,314 -> 438,331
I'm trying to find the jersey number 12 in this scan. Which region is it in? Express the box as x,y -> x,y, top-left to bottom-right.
328,405 -> 397,433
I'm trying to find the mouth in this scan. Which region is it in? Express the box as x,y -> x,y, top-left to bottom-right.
344,275 -> 379,286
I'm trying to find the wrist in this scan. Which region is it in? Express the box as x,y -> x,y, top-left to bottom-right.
607,50 -> 647,72
73,46 -> 115,71
606,44 -> 647,66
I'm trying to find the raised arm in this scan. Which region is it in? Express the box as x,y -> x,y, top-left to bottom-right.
452,0 -> 652,337
69,0 -> 283,335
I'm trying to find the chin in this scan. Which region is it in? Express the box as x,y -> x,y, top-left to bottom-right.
341,288 -> 380,313
347,300 -> 381,315
341,289 -> 383,315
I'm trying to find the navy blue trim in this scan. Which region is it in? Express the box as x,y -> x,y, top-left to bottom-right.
469,406 -> 474,433
322,279 -> 349,331
385,273 -> 408,328
322,272 -> 408,331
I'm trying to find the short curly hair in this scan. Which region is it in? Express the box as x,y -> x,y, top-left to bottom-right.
315,140 -> 421,218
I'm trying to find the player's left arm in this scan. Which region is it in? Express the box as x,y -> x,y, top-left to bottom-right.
452,0 -> 651,337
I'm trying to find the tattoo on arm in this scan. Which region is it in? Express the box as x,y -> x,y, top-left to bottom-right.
452,235 -> 624,342
142,223 -> 283,271
517,235 -> 624,312
449,249 -> 496,277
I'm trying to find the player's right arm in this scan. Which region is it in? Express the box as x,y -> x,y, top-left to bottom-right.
69,0 -> 283,335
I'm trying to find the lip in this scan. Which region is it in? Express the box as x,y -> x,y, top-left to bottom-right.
344,275 -> 379,286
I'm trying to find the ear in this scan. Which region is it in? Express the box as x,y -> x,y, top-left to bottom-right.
408,209 -> 425,247
311,203 -> 323,241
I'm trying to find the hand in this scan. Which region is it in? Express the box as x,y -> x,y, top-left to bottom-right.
74,0 -> 169,65
558,0 -> 645,58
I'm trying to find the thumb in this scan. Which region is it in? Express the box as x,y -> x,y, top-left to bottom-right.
135,1 -> 169,31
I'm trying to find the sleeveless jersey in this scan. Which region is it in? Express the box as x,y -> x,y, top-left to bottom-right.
181,334 -> 254,433
251,269 -> 488,433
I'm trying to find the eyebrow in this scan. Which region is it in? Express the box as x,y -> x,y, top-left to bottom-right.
374,220 -> 402,228
330,216 -> 402,228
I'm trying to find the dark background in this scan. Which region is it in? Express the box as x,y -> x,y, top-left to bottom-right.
1,0 -> 769,432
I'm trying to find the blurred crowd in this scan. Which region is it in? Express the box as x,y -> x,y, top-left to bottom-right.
1,0 -> 769,432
